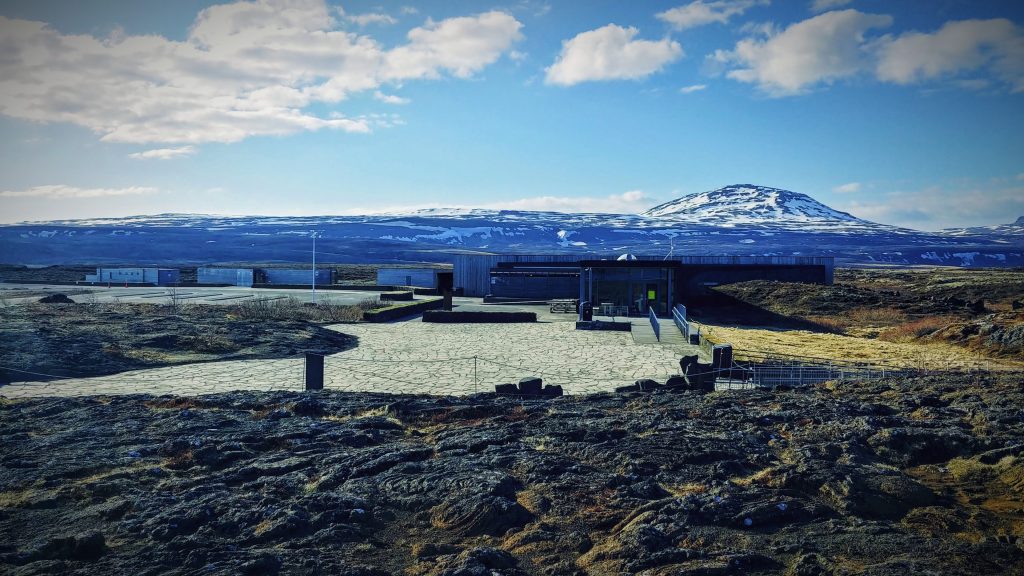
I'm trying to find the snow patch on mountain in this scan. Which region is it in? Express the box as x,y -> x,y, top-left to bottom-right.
642,184 -> 875,230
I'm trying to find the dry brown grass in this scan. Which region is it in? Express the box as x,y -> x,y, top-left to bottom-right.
706,323 -> 1024,370
878,317 -> 954,343
846,306 -> 909,326
804,315 -> 849,334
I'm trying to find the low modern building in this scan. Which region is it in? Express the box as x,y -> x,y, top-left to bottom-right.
454,254 -> 834,314
376,267 -> 443,288
85,267 -> 180,286
197,267 -> 255,287
260,268 -> 335,286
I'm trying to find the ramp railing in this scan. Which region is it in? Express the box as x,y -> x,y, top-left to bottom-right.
647,306 -> 660,342
672,304 -> 694,340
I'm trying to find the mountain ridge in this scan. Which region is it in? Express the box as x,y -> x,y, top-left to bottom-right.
1,185 -> 1021,268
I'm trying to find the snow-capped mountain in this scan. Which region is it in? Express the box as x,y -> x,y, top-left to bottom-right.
940,215 -> 1024,239
1,185 -> 1021,268
642,184 -> 893,232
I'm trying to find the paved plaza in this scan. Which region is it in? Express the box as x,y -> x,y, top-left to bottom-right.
2,318 -> 705,398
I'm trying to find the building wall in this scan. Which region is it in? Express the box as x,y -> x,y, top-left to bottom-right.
677,256 -> 834,284
85,268 -> 179,285
156,269 -> 181,286
198,267 -> 254,287
261,268 -> 334,285
676,264 -> 829,298
455,254 -> 834,299
490,273 -> 578,299
453,254 -> 583,297
376,268 -> 438,288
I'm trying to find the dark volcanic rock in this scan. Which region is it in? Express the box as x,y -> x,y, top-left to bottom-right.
37,293 -> 75,304
2,374 -> 1024,575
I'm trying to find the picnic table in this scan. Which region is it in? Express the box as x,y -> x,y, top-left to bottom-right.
549,299 -> 578,313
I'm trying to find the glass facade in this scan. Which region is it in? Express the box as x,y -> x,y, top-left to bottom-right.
584,266 -> 672,316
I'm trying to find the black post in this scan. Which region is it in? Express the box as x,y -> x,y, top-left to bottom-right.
304,352 -> 324,390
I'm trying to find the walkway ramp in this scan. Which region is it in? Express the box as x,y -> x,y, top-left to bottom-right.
631,317 -> 700,353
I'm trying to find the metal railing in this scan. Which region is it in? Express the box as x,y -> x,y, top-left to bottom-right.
748,364 -> 916,388
648,306 -> 660,342
672,304 -> 689,339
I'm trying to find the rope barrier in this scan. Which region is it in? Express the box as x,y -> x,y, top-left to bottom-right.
4,350 -> 1007,399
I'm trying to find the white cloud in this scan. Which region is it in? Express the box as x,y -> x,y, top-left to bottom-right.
347,12 -> 397,26
128,146 -> 196,160
0,2 -> 522,145
810,0 -> 852,13
833,181 -> 861,193
0,185 -> 157,199
839,182 -> 1024,230
545,24 -> 682,86
384,11 -> 524,80
1017,173 -> 1024,181
679,83 -> 707,93
875,19 -> 1024,92
373,91 -> 410,105
714,9 -> 892,95
657,1 -> 769,31
355,190 -> 655,215
487,190 -> 653,213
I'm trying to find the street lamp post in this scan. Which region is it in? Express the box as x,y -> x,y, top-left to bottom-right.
311,231 -> 318,304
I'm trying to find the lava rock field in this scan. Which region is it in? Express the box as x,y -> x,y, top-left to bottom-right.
2,373 -> 1023,575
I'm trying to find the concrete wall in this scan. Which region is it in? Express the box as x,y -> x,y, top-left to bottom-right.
376,268 -> 438,288
262,268 -> 334,285
197,267 -> 254,287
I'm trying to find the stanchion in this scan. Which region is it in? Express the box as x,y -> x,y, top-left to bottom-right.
304,352 -> 324,391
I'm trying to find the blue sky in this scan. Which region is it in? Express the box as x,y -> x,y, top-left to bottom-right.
0,0 -> 1022,230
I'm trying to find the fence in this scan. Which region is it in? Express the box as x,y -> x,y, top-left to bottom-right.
3,344 -> 1013,400
0,349 -> 690,399
720,363 -> 918,389
666,304 -> 929,389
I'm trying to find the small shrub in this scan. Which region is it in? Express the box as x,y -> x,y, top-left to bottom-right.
230,296 -> 376,323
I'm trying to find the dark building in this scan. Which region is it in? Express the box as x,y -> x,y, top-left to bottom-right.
454,254 -> 834,315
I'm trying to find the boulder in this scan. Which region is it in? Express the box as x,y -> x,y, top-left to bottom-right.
542,384 -> 563,397
636,379 -> 661,392
494,383 -> 519,395
679,355 -> 699,374
518,377 -> 543,395
685,362 -> 716,392
664,375 -> 688,388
